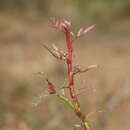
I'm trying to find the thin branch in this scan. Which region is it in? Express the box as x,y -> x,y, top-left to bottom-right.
57,94 -> 74,110
43,44 -> 66,61
73,65 -> 98,75
59,86 -> 69,90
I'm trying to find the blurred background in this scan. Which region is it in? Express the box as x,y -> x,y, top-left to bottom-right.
0,0 -> 130,130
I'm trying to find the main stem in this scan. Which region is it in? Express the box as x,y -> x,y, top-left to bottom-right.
65,31 -> 90,130
65,30 -> 80,109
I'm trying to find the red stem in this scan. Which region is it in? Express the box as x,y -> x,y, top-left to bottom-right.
65,30 -> 81,112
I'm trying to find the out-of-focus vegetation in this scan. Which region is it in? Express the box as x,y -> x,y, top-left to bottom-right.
0,0 -> 130,22
0,0 -> 130,33
0,0 -> 130,130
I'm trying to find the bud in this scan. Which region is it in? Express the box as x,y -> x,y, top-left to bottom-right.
77,24 -> 96,37
61,18 -> 71,31
46,79 -> 56,94
50,17 -> 71,33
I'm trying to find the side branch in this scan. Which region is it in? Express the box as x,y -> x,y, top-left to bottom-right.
73,65 -> 97,75
57,94 -> 74,110
43,44 -> 67,61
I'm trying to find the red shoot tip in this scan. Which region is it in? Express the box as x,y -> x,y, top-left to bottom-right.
50,17 -> 71,32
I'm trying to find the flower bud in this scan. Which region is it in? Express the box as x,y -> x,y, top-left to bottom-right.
46,79 -> 56,94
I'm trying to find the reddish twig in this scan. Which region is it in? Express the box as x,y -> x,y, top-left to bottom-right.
43,17 -> 96,130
